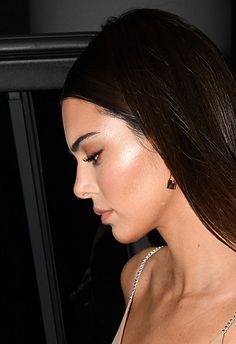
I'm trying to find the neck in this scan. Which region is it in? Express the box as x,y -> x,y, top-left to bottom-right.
157,193 -> 236,298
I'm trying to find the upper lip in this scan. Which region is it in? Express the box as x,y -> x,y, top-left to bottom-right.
93,207 -> 112,215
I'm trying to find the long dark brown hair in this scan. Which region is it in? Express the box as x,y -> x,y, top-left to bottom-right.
62,8 -> 236,250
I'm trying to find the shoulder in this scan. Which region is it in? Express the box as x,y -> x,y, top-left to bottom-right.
121,246 -> 165,305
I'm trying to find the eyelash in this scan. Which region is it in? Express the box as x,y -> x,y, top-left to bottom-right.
83,150 -> 102,164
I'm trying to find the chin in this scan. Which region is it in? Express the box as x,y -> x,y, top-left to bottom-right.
111,225 -> 146,244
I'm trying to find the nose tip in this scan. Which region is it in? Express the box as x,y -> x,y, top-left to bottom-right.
73,164 -> 96,199
74,190 -> 90,199
73,168 -> 85,198
73,182 -> 85,199
73,178 -> 92,199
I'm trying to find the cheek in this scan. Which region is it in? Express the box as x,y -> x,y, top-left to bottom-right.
98,146 -> 165,202
97,146 -> 144,197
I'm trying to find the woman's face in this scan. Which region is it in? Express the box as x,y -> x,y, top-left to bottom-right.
62,98 -> 179,243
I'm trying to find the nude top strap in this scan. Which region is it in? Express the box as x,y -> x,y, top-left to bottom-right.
221,310 -> 236,334
111,246 -> 164,344
209,311 -> 236,344
209,332 -> 224,344
112,245 -> 236,344
129,246 -> 165,301
127,245 -> 236,344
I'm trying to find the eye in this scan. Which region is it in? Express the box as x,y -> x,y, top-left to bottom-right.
83,150 -> 102,165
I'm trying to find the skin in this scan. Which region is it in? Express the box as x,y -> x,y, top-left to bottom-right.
62,98 -> 236,343
62,97 -> 182,244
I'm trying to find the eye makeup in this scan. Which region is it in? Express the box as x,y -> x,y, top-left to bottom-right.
83,149 -> 103,164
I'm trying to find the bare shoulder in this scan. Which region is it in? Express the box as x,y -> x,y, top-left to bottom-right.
121,246 -> 165,305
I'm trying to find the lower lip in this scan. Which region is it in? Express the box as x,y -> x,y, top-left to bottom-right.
101,210 -> 113,224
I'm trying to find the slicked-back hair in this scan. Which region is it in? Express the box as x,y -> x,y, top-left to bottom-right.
62,8 -> 236,250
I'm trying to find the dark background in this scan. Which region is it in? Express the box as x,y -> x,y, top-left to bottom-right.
0,0 -> 233,57
1,1 -> 235,344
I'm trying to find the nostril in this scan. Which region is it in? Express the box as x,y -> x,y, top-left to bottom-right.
73,169 -> 95,199
73,183 -> 90,199
82,192 -> 89,198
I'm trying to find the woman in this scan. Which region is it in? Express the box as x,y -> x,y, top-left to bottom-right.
61,8 -> 236,343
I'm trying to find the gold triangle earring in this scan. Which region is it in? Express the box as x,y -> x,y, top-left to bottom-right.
166,175 -> 176,189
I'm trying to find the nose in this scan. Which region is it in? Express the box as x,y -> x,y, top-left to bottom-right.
73,163 -> 97,199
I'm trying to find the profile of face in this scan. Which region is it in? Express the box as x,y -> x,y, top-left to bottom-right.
62,98 -> 181,243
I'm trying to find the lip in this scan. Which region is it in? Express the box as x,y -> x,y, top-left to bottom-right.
93,207 -> 113,224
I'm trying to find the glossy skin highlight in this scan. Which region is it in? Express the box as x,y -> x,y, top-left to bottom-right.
62,98 -> 182,244
62,98 -> 236,343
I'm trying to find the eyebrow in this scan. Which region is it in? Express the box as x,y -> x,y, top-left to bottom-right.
70,131 -> 100,153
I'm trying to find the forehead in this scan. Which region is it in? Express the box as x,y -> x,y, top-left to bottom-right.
62,98 -> 133,146
62,98 -> 106,136
62,98 -> 157,157
62,98 -> 105,125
